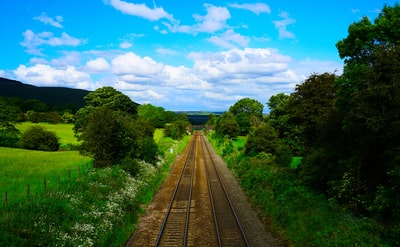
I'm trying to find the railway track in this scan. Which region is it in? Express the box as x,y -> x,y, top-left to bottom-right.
154,131 -> 249,247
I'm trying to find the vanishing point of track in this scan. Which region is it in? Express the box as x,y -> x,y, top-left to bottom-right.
155,131 -> 249,247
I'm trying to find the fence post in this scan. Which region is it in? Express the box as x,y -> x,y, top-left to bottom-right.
44,178 -> 47,194
78,166 -> 80,177
3,192 -> 7,207
27,184 -> 30,197
68,169 -> 71,178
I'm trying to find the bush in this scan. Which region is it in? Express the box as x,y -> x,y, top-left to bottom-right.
19,126 -> 59,151
0,128 -> 20,147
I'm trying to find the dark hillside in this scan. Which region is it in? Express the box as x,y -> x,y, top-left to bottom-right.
0,77 -> 90,109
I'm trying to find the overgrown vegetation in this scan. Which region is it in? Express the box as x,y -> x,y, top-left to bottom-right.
205,4 -> 400,245
0,127 -> 191,246
207,133 -> 387,246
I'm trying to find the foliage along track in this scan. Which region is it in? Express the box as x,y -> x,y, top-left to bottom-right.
126,131 -> 282,247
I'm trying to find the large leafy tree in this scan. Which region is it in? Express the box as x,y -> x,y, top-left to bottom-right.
215,111 -> 240,138
287,73 -> 337,150
74,87 -> 138,138
334,3 -> 400,223
83,86 -> 138,115
137,104 -> 166,128
267,93 -> 301,154
76,87 -> 157,170
229,98 -> 263,134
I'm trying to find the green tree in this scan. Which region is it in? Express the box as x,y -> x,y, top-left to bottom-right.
215,112 -> 240,138
74,87 -> 137,138
81,107 -> 123,167
20,126 -> 59,151
334,4 -> 400,226
229,98 -> 263,134
287,73 -> 337,151
245,123 -> 291,166
83,86 -> 138,115
267,93 -> 301,154
0,99 -> 20,147
137,104 -> 166,128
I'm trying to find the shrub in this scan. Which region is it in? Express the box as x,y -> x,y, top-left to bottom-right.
0,128 -> 20,147
19,126 -> 59,151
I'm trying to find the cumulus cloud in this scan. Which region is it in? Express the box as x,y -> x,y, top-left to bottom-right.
10,47 -> 342,111
208,29 -> 250,48
164,65 -> 212,90
111,52 -> 165,78
20,30 -> 86,55
85,58 -> 111,73
273,12 -> 296,39
164,4 -> 230,34
189,48 -> 295,84
34,12 -> 64,28
104,0 -> 174,21
14,64 -> 91,89
193,4 -> 231,33
229,3 -> 271,15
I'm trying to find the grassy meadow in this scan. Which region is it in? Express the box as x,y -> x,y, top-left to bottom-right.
15,122 -> 80,147
0,147 -> 92,203
1,123 -> 192,246
1,122 -> 91,203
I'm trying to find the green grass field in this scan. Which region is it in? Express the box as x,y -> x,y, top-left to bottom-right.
15,122 -> 80,146
0,147 -> 92,203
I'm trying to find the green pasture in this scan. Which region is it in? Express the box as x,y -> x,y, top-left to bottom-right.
15,122 -> 79,146
0,147 -> 92,204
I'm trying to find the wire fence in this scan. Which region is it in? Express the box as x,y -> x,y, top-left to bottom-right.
2,162 -> 92,208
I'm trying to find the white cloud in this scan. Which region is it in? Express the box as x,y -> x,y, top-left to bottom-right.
164,4 -> 230,34
20,30 -> 86,55
156,48 -> 178,56
189,48 -> 295,84
85,58 -> 111,73
126,89 -> 165,101
104,0 -> 174,21
13,64 -> 92,89
164,65 -> 212,90
119,41 -> 132,49
10,47 -> 343,111
111,52 -> 165,78
273,12 -> 296,39
229,3 -> 271,15
34,12 -> 64,28
193,4 -> 231,33
208,29 -> 250,48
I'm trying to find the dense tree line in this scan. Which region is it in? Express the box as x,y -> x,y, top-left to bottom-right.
209,4 -> 400,243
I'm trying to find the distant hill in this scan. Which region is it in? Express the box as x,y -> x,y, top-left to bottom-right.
0,77 -> 90,109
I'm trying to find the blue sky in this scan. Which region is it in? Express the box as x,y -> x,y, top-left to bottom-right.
0,0 -> 397,111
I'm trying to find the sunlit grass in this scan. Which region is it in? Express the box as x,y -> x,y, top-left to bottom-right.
15,122 -> 79,146
0,147 -> 92,203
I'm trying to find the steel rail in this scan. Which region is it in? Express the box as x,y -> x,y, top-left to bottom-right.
154,133 -> 198,247
200,133 -> 250,247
